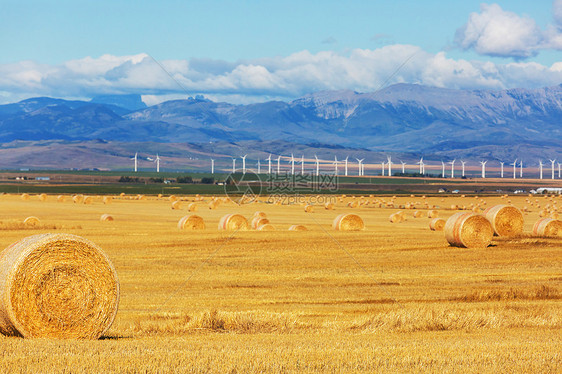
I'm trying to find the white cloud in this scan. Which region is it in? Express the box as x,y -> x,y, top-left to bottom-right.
1,47 -> 562,106
455,2 -> 562,58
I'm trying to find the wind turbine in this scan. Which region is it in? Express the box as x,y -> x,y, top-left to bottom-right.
300,155 -> 305,175
550,159 -> 556,179
387,156 -> 392,177
155,154 -> 161,173
539,160 -> 543,180
290,154 -> 295,175
449,159 -> 455,178
356,158 -> 364,176
232,158 -> 236,173
314,155 -> 320,176
381,161 -> 385,176
344,156 -> 349,176
500,161 -> 504,178
511,159 -> 517,179
558,162 -> 561,179
131,152 -> 138,172
211,158 -> 214,174
257,159 -> 261,174
519,160 -> 523,178
276,155 -> 281,174
400,160 -> 406,174
417,157 -> 424,175
460,160 -> 466,177
441,161 -> 445,178
241,154 -> 247,174
266,154 -> 272,174
480,160 -> 487,178
333,156 -> 339,175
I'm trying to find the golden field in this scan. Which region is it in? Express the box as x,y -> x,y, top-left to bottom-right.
0,192 -> 561,373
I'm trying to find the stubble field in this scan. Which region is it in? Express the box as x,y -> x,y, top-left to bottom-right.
0,192 -> 560,373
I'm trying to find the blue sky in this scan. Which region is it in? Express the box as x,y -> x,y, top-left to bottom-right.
1,0 -> 561,104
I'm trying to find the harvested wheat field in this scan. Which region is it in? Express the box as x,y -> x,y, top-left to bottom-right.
0,193 -> 560,373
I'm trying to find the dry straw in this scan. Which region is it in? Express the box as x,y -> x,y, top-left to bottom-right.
257,224 -> 275,231
208,200 -> 220,210
253,212 -> 267,219
38,194 -> 47,202
332,214 -> 365,231
171,201 -> 181,210
23,216 -> 40,226
413,211 -> 423,218
444,212 -> 493,248
73,195 -> 84,204
100,214 -> 114,222
483,205 -> 524,236
103,196 -> 112,205
218,214 -> 249,231
20,194 -> 30,201
324,202 -> 335,210
251,217 -> 270,230
429,218 -> 446,231
532,218 -> 562,237
304,205 -> 314,213
0,233 -> 119,339
83,196 -> 93,205
169,195 -> 177,202
177,215 -> 206,230
288,225 -> 307,231
56,195 -> 65,203
187,203 -> 198,212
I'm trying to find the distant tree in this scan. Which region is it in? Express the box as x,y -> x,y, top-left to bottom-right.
176,175 -> 193,184
149,177 -> 164,183
201,177 -> 214,184
118,176 -> 140,183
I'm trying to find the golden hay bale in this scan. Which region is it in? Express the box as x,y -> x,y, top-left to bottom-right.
38,193 -> 47,202
157,194 -> 163,199
171,201 -> 182,210
253,211 -> 267,219
136,194 -> 146,201
73,195 -> 84,204
324,202 -> 335,210
257,223 -> 275,231
0,233 -> 119,339
532,218 -> 562,237
251,217 -> 270,230
100,214 -> 114,222
169,195 -> 177,202
332,214 -> 365,231
444,212 -> 493,248
288,225 -> 308,231
83,196 -> 93,205
218,214 -> 249,231
389,213 -> 403,223
429,218 -> 446,231
208,200 -> 220,210
413,211 -> 423,218
177,215 -> 205,230
450,204 -> 459,210
119,193 -> 125,198
347,201 -> 359,208
483,205 -> 524,237
551,212 -> 560,220
187,203 -> 198,212
428,210 -> 439,218
57,195 -> 65,203
304,205 -> 314,213
103,196 -> 112,205
20,193 -> 30,201
23,216 -> 40,226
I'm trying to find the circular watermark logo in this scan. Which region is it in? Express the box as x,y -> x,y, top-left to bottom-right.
223,172 -> 263,205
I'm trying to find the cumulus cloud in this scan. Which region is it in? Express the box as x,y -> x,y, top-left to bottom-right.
455,2 -> 562,58
1,47 -> 562,105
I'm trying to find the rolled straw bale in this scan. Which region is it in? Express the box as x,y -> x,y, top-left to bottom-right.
218,214 -> 249,231
532,218 -> 562,237
103,196 -> 112,205
332,214 -> 365,231
444,212 -> 493,248
83,196 -> 93,205
257,224 -> 275,231
38,194 -> 47,202
347,201 -> 359,208
23,216 -> 40,226
177,215 -> 205,230
208,201 -> 219,210
57,195 -> 65,203
389,213 -> 403,223
288,225 -> 307,231
413,211 -> 423,218
171,201 -> 181,210
100,214 -> 114,222
0,233 -> 119,339
551,212 -> 560,220
187,203 -> 198,212
324,202 -> 335,210
20,194 -> 30,201
428,210 -> 439,218
253,211 -> 267,219
450,204 -> 459,210
429,218 -> 446,231
169,195 -> 177,202
304,205 -> 314,213
157,194 -> 163,199
251,217 -> 270,230
483,205 -> 524,237
119,193 -> 125,198
72,195 -> 84,204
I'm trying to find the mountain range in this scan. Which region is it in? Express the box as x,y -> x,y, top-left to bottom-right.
0,83 -> 560,170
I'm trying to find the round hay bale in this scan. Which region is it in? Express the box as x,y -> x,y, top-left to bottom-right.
413,211 -> 423,218
324,202 -> 335,210
73,195 -> 84,204
251,217 -> 270,230
23,216 -> 40,226
218,214 -> 249,231
20,194 -> 30,201
103,196 -> 112,205
169,195 -> 177,202
157,194 -> 163,199
444,212 -> 493,248
332,214 -> 364,231
288,225 -> 307,231
483,205 -> 524,237
347,201 -> 359,208
208,200 -> 220,210
83,196 -> 93,205
450,204 -> 459,210
304,205 -> 314,213
532,218 -> 562,237
119,193 -> 125,198
177,215 -> 205,230
171,201 -> 181,210
551,212 -> 560,220
56,195 -> 65,203
38,194 -> 47,202
253,211 -> 267,219
100,214 -> 114,222
428,210 -> 439,218
257,223 -> 275,231
429,218 -> 446,231
389,213 -> 403,223
0,233 -> 119,339
187,203 -> 198,212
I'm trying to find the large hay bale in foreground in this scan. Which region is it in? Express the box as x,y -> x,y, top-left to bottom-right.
429,218 -> 446,231
177,215 -> 205,230
332,214 -> 364,231
532,218 -> 562,237
484,205 -> 524,237
218,214 -> 249,231
0,233 -> 119,339
100,214 -> 114,222
288,225 -> 307,231
444,212 -> 493,248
